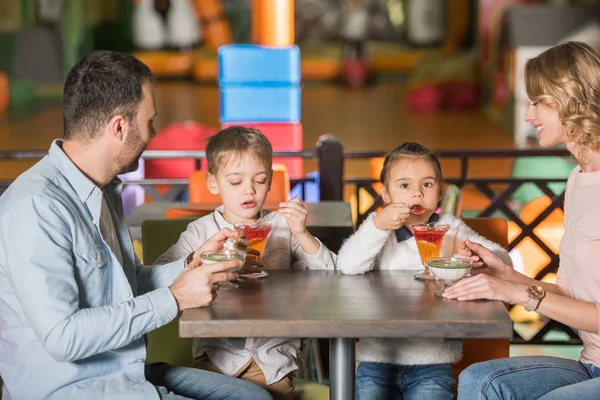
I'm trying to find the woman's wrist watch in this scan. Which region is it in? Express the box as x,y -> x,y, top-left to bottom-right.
525,284 -> 546,311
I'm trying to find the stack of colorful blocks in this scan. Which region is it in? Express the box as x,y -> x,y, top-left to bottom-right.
217,44 -> 304,179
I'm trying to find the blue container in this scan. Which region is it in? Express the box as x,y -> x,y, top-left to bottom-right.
220,85 -> 301,123
218,44 -> 301,85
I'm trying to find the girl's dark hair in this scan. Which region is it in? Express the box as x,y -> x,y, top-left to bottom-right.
379,142 -> 443,188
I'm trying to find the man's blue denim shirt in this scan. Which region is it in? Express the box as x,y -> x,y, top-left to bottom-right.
0,140 -> 185,399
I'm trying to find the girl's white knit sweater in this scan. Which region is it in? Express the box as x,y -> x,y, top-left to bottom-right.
337,212 -> 512,365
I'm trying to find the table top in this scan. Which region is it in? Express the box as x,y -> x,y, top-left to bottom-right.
126,201 -> 354,240
180,270 -> 513,339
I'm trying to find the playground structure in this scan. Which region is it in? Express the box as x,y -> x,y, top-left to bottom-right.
131,0 -> 472,82
0,0 -> 474,116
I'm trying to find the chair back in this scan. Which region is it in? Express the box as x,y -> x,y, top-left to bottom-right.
188,170 -> 221,203
142,218 -> 197,264
141,217 -> 198,367
270,164 -> 291,202
188,167 -> 290,203
165,207 -> 212,219
463,217 -> 508,248
452,217 -> 510,382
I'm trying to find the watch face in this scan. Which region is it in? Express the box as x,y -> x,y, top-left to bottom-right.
528,285 -> 545,300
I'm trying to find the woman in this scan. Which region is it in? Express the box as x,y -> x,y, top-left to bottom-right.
444,41 -> 600,400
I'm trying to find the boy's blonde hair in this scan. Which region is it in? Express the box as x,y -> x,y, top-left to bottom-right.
205,126 -> 273,174
525,41 -> 600,151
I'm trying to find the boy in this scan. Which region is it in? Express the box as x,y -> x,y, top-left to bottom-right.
156,125 -> 336,399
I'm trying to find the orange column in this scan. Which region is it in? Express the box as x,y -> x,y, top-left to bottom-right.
0,72 -> 9,115
443,0 -> 470,53
251,0 -> 261,44
253,0 -> 294,46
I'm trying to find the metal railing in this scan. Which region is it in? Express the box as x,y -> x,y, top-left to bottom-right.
0,147 -> 324,200
1,137 -> 576,345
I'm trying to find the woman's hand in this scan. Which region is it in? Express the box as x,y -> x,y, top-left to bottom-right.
458,240 -> 514,282
443,273 -> 527,304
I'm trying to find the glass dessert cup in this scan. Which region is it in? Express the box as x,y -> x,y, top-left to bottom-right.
410,223 -> 450,281
200,249 -> 245,290
234,222 -> 273,261
428,256 -> 473,298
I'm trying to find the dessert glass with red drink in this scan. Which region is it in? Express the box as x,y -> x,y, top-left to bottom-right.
410,223 -> 450,281
235,222 -> 273,260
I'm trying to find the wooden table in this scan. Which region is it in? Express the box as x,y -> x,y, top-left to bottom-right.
126,201 -> 355,252
180,270 -> 513,400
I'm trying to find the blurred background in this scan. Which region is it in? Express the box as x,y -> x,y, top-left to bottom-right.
2,0 -> 600,378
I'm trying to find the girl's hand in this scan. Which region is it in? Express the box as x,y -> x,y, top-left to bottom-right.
373,203 -> 410,231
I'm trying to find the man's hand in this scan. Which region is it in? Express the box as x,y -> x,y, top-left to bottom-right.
170,257 -> 241,310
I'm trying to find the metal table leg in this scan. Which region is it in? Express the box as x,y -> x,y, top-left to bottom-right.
329,338 -> 356,400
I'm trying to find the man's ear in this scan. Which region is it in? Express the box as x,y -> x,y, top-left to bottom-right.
381,185 -> 391,204
108,114 -> 127,142
206,172 -> 219,195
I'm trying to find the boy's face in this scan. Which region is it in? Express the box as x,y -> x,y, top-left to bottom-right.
206,154 -> 272,224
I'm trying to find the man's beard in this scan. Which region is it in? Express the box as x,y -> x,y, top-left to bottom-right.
115,123 -> 146,175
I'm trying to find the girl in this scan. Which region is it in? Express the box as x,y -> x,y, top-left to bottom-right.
446,41 -> 600,400
337,141 -> 512,400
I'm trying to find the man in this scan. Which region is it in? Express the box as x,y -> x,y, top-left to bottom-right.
0,50 -> 272,400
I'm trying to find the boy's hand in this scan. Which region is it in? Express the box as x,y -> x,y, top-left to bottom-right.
186,228 -> 247,267
373,203 -> 410,231
239,249 -> 264,274
279,197 -> 321,255
278,197 -> 309,237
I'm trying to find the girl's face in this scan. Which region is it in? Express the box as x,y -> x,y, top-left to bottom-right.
524,100 -> 566,148
381,158 -> 443,224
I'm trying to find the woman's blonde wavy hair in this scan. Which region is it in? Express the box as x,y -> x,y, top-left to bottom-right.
526,41 -> 600,152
